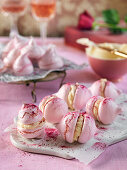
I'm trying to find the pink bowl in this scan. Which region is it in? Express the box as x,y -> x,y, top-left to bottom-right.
88,56 -> 127,80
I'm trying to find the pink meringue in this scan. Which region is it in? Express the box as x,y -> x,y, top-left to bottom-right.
17,103 -> 45,138
86,96 -> 121,124
3,42 -> 23,68
13,52 -> 34,76
2,36 -> 25,59
2,37 -> 18,59
38,45 -> 64,70
21,38 -> 44,60
56,83 -> 91,110
0,59 -> 7,73
57,111 -> 97,143
89,79 -> 121,100
39,95 -> 68,124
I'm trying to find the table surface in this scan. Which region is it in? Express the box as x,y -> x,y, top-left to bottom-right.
0,37 -> 127,170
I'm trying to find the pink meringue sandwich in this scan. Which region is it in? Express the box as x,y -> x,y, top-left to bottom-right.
89,79 -> 121,100
57,111 -> 97,143
39,95 -> 68,124
17,104 -> 45,138
38,45 -> 64,70
86,96 -> 121,124
13,52 -> 34,76
56,83 -> 91,110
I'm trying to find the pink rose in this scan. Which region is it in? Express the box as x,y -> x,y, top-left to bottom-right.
78,11 -> 94,30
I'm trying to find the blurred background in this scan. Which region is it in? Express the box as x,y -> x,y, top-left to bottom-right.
0,0 -> 127,37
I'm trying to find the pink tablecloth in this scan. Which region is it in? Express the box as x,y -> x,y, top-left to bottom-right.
0,38 -> 127,170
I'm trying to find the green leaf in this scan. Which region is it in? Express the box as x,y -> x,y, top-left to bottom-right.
102,9 -> 120,25
109,27 -> 124,34
125,15 -> 127,23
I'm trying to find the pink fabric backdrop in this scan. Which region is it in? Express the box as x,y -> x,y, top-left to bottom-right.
0,38 -> 127,170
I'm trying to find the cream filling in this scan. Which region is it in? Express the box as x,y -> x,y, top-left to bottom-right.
100,79 -> 107,97
17,118 -> 45,130
93,100 -> 101,121
67,85 -> 76,110
73,115 -> 84,142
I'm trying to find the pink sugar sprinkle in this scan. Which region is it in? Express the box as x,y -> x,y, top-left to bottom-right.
92,142 -> 106,150
96,125 -> 107,130
18,165 -> 23,167
103,98 -> 112,104
45,128 -> 59,139
94,133 -> 99,136
23,103 -> 37,109
94,135 -> 102,141
94,132 -> 102,141
60,145 -> 71,148
79,112 -> 86,116
121,118 -> 126,120
22,142 -> 26,145
86,116 -> 90,119
66,83 -> 72,86
99,127 -> 107,130
80,85 -> 86,89
64,112 -> 73,117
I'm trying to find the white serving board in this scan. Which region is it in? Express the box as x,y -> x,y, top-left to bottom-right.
10,133 -> 73,159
